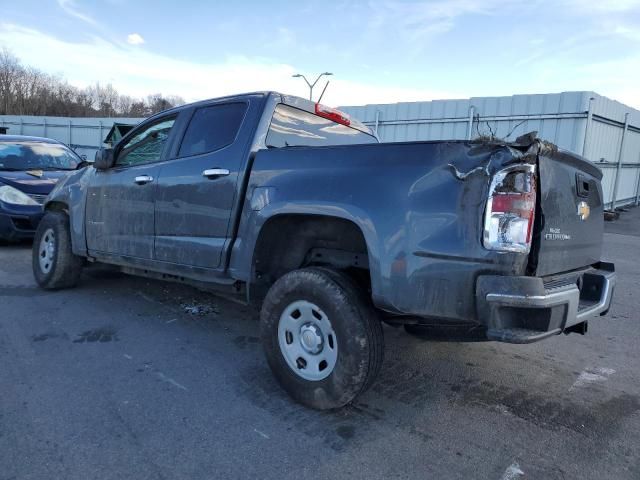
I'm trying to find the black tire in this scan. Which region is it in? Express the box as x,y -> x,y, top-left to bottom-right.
32,211 -> 83,290
260,267 -> 384,410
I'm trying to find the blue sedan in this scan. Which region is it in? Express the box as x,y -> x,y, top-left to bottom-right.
0,135 -> 84,242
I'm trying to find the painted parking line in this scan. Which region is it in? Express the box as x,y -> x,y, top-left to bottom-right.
500,462 -> 524,479
570,367 -> 615,391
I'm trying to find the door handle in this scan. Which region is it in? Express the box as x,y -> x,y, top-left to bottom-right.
202,168 -> 230,179
134,175 -> 154,185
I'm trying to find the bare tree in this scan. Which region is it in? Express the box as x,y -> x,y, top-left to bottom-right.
117,94 -> 133,116
0,47 -> 186,118
128,100 -> 148,117
0,48 -> 21,114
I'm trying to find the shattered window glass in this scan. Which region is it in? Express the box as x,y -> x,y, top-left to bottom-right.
116,118 -> 176,167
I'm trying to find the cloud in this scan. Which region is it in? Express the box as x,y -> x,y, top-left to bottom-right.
126,33 -> 145,45
56,0 -> 96,25
0,23 -> 457,106
561,0 -> 640,12
612,24 -> 640,42
367,0 -> 518,42
365,0 -> 640,51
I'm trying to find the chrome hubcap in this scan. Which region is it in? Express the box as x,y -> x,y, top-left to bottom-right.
300,323 -> 323,354
278,300 -> 338,381
38,228 -> 55,274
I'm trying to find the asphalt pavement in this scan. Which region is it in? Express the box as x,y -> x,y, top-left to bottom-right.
1,209 -> 639,479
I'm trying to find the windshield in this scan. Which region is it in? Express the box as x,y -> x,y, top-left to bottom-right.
0,141 -> 80,171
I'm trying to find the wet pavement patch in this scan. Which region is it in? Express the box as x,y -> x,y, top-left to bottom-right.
335,424 -> 355,440
73,328 -> 118,343
234,335 -> 260,349
31,332 -> 67,342
456,380 -> 640,435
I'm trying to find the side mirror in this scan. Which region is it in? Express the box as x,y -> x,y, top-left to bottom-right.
75,160 -> 92,170
94,148 -> 115,170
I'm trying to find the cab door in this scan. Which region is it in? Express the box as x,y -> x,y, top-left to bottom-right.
153,101 -> 250,268
85,116 -> 178,259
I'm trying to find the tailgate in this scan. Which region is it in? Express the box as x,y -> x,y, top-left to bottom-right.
534,149 -> 604,277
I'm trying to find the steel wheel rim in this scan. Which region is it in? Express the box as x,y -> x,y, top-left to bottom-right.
278,300 -> 338,381
38,228 -> 55,274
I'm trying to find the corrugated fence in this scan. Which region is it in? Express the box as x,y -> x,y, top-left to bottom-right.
0,115 -> 143,161
341,91 -> 640,208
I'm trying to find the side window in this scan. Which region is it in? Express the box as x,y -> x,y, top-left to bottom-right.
178,103 -> 248,157
116,118 -> 176,167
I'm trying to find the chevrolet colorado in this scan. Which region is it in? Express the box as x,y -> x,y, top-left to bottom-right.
33,92 -> 615,409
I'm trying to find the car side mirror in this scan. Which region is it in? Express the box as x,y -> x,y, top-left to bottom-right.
94,148 -> 115,170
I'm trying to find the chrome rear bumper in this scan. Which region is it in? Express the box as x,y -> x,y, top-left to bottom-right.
476,263 -> 616,343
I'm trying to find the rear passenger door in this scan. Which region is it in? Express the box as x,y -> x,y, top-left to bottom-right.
153,101 -> 250,269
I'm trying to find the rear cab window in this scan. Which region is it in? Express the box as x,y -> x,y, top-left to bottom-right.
178,102 -> 248,157
266,104 -> 377,148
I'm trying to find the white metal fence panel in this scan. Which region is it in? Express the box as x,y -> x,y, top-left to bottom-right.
0,115 -> 143,160
342,91 -> 640,208
586,120 -> 624,162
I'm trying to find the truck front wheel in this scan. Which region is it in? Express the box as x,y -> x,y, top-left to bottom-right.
260,267 -> 384,410
32,211 -> 83,290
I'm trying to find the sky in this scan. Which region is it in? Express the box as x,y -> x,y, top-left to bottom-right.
0,0 -> 639,108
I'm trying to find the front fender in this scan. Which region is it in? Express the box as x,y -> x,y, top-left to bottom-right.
44,167 -> 93,256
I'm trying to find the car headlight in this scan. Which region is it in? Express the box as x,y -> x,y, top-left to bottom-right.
0,185 -> 40,206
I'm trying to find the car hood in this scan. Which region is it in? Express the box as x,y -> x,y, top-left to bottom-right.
0,170 -> 70,195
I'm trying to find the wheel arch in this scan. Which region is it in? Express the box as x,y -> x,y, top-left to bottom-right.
42,198 -> 87,257
247,209 -> 382,306
44,200 -> 69,214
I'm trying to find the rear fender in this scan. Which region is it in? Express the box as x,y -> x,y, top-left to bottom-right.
229,202 -> 383,303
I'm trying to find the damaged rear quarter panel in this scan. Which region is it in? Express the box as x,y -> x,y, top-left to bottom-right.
233,141 -> 532,322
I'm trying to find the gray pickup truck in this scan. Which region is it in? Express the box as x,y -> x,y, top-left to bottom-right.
33,91 -> 615,409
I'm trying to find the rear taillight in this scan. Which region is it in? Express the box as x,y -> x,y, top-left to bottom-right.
483,165 -> 537,253
315,103 -> 351,126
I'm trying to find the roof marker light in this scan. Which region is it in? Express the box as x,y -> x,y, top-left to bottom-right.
314,104 -> 351,126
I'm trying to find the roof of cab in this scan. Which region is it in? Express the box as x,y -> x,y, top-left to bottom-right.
153,91 -> 273,116
147,91 -> 376,137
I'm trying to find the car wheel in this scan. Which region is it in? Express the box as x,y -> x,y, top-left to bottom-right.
32,211 -> 83,290
260,267 -> 384,410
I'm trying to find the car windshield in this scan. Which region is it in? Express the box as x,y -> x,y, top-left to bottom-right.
0,141 -> 79,171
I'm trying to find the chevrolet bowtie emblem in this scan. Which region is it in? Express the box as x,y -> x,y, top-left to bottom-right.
577,201 -> 590,221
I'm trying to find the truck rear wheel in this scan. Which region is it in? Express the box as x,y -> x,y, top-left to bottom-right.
260,267 -> 384,410
32,211 -> 83,290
